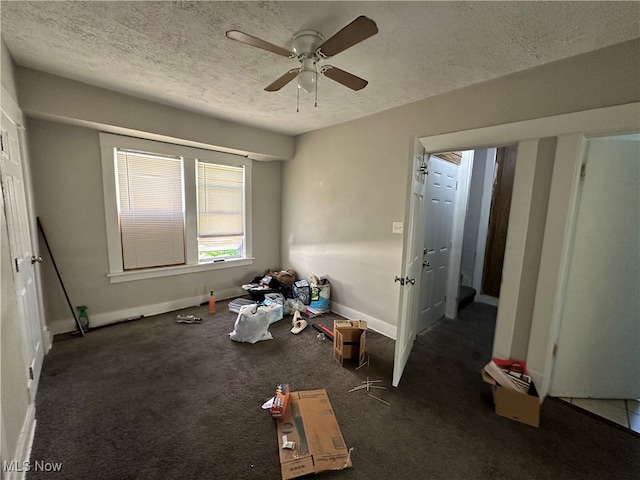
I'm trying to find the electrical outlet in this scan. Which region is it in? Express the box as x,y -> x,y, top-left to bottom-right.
392,222 -> 404,234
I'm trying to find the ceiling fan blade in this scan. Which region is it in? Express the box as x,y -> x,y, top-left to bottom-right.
226,30 -> 294,58
322,66 -> 368,91
316,16 -> 378,58
265,69 -> 299,92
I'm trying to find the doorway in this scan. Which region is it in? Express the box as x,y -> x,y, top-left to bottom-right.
417,145 -> 516,333
550,133 -> 639,399
393,103 -> 639,389
481,145 -> 517,298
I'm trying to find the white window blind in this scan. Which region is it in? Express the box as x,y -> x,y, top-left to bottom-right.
197,162 -> 244,260
116,150 -> 185,270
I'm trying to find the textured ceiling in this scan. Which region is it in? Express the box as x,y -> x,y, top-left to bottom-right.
2,1 -> 639,136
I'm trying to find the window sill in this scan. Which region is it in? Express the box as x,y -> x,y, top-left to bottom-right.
107,257 -> 254,284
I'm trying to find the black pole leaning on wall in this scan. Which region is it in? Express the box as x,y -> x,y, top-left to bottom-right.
36,217 -> 85,337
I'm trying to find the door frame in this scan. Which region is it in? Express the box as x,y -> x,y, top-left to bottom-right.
393,102 -> 640,393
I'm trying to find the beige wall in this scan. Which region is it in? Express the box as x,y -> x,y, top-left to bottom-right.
17,67 -> 294,162
28,119 -> 282,333
1,38 -> 31,468
282,39 -> 640,332
16,66 -> 291,334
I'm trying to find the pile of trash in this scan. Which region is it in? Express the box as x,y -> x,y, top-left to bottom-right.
230,270 -> 331,344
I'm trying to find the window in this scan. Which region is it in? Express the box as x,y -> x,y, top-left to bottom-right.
100,133 -> 252,283
197,162 -> 244,261
117,150 -> 185,270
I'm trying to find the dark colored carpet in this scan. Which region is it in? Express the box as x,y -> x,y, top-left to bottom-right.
28,300 -> 639,479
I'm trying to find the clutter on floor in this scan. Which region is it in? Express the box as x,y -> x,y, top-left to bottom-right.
208,290 -> 216,313
333,320 -> 367,367
310,275 -> 330,312
242,269 -> 297,301
482,359 -> 542,427
176,314 -> 202,324
348,377 -> 390,406
269,383 -> 290,418
290,311 -> 307,334
228,304 -> 273,343
228,297 -> 257,314
271,389 -> 352,480
232,270 -> 332,344
311,322 -> 334,341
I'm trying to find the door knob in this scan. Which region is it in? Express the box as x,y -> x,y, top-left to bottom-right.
423,261 -> 430,267
31,255 -> 43,264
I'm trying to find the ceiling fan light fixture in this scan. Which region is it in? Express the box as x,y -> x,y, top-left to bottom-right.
297,58 -> 317,94
297,70 -> 316,93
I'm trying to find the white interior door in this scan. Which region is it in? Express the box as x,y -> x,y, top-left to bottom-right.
393,144 -> 427,387
1,109 -> 44,402
550,134 -> 640,398
418,157 -> 458,331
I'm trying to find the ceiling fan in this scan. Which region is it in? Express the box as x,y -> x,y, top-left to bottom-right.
226,16 -> 378,106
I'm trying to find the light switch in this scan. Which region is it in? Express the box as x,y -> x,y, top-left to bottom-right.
392,222 -> 404,234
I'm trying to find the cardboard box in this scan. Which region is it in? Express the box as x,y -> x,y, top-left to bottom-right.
482,365 -> 541,427
333,320 -> 367,367
275,389 -> 351,480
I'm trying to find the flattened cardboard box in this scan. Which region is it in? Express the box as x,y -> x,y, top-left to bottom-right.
275,389 -> 351,480
482,368 -> 541,427
333,320 -> 367,367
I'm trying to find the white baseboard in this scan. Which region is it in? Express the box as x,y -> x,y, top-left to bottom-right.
329,301 -> 397,340
50,287 -> 246,335
4,403 -> 36,480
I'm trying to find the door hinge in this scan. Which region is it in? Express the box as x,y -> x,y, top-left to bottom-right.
14,257 -> 20,272
394,275 -> 405,285
553,343 -> 558,358
29,366 -> 34,380
580,164 -> 586,178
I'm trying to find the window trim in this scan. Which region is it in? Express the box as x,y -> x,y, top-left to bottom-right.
99,133 -> 253,283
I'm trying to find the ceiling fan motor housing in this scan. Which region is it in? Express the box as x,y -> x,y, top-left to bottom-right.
292,30 -> 324,59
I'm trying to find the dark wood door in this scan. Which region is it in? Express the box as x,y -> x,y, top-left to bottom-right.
482,145 -> 517,297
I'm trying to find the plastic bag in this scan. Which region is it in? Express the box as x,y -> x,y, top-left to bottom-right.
264,293 -> 285,306
283,298 -> 306,316
310,275 -> 330,311
229,304 -> 273,344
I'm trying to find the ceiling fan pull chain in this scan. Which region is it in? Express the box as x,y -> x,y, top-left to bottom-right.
296,83 -> 300,113
314,68 -> 318,108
